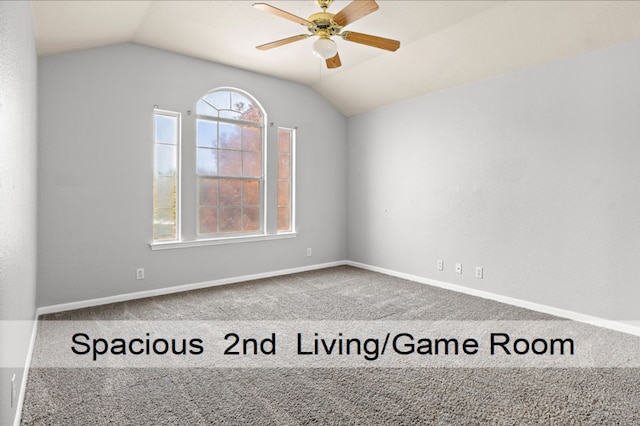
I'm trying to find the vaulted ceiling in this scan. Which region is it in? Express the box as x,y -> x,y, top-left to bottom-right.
31,1 -> 640,116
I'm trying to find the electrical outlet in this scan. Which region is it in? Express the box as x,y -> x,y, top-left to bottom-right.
306,248 -> 312,257
475,267 -> 483,279
136,268 -> 145,280
11,374 -> 16,407
437,259 -> 443,271
455,263 -> 462,274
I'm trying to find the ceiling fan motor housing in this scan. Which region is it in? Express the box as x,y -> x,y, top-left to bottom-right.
308,12 -> 342,38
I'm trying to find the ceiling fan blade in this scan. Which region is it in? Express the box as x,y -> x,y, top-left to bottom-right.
333,0 -> 379,27
256,34 -> 308,51
253,3 -> 310,26
326,53 -> 342,69
341,31 -> 400,51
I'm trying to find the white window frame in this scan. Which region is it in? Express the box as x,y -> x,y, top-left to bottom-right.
149,89 -> 297,251
277,126 -> 296,234
195,88 -> 266,238
152,108 -> 181,243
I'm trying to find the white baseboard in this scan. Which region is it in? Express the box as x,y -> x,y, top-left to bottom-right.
346,260 -> 640,337
37,261 -> 347,316
37,259 -> 640,337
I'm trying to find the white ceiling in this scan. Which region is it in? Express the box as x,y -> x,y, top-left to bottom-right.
31,0 -> 640,116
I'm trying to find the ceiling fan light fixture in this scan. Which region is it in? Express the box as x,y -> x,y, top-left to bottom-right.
312,37 -> 337,59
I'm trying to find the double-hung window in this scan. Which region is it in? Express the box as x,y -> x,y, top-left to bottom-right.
196,89 -> 265,236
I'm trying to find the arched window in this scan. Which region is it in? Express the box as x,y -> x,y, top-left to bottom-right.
196,88 -> 265,235
151,87 -> 295,248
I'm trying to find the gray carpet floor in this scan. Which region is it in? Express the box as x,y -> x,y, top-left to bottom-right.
22,266 -> 640,425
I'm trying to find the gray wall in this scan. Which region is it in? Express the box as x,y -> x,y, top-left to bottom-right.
38,43 -> 347,307
348,39 -> 640,322
0,1 -> 38,424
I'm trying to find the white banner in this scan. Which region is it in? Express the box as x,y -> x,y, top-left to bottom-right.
4,320 -> 639,368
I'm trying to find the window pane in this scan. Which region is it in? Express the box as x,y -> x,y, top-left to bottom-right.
219,179 -> 242,205
243,126 -> 260,152
243,181 -> 259,205
197,148 -> 218,176
155,176 -> 176,209
277,206 -> 290,232
154,208 -> 176,240
197,120 -> 218,148
278,130 -> 290,153
199,207 -> 218,234
231,91 -> 251,112
199,178 -> 218,207
277,181 -> 290,206
196,100 -> 217,117
219,207 -> 242,232
243,151 -> 261,177
154,115 -> 177,144
243,206 -> 260,231
240,106 -> 262,123
155,144 -> 176,176
232,92 -> 263,123
219,150 -> 242,176
202,91 -> 230,111
219,122 -> 242,150
278,154 -> 290,179
219,110 -> 243,121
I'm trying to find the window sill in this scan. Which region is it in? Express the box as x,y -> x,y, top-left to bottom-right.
149,232 -> 297,250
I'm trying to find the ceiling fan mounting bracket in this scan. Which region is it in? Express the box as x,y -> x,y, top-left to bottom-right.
317,0 -> 334,11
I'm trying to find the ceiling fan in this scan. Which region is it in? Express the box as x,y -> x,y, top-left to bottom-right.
253,0 -> 400,68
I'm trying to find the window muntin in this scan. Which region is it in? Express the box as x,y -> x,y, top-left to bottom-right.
277,127 -> 295,232
153,110 -> 180,242
196,89 -> 265,236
